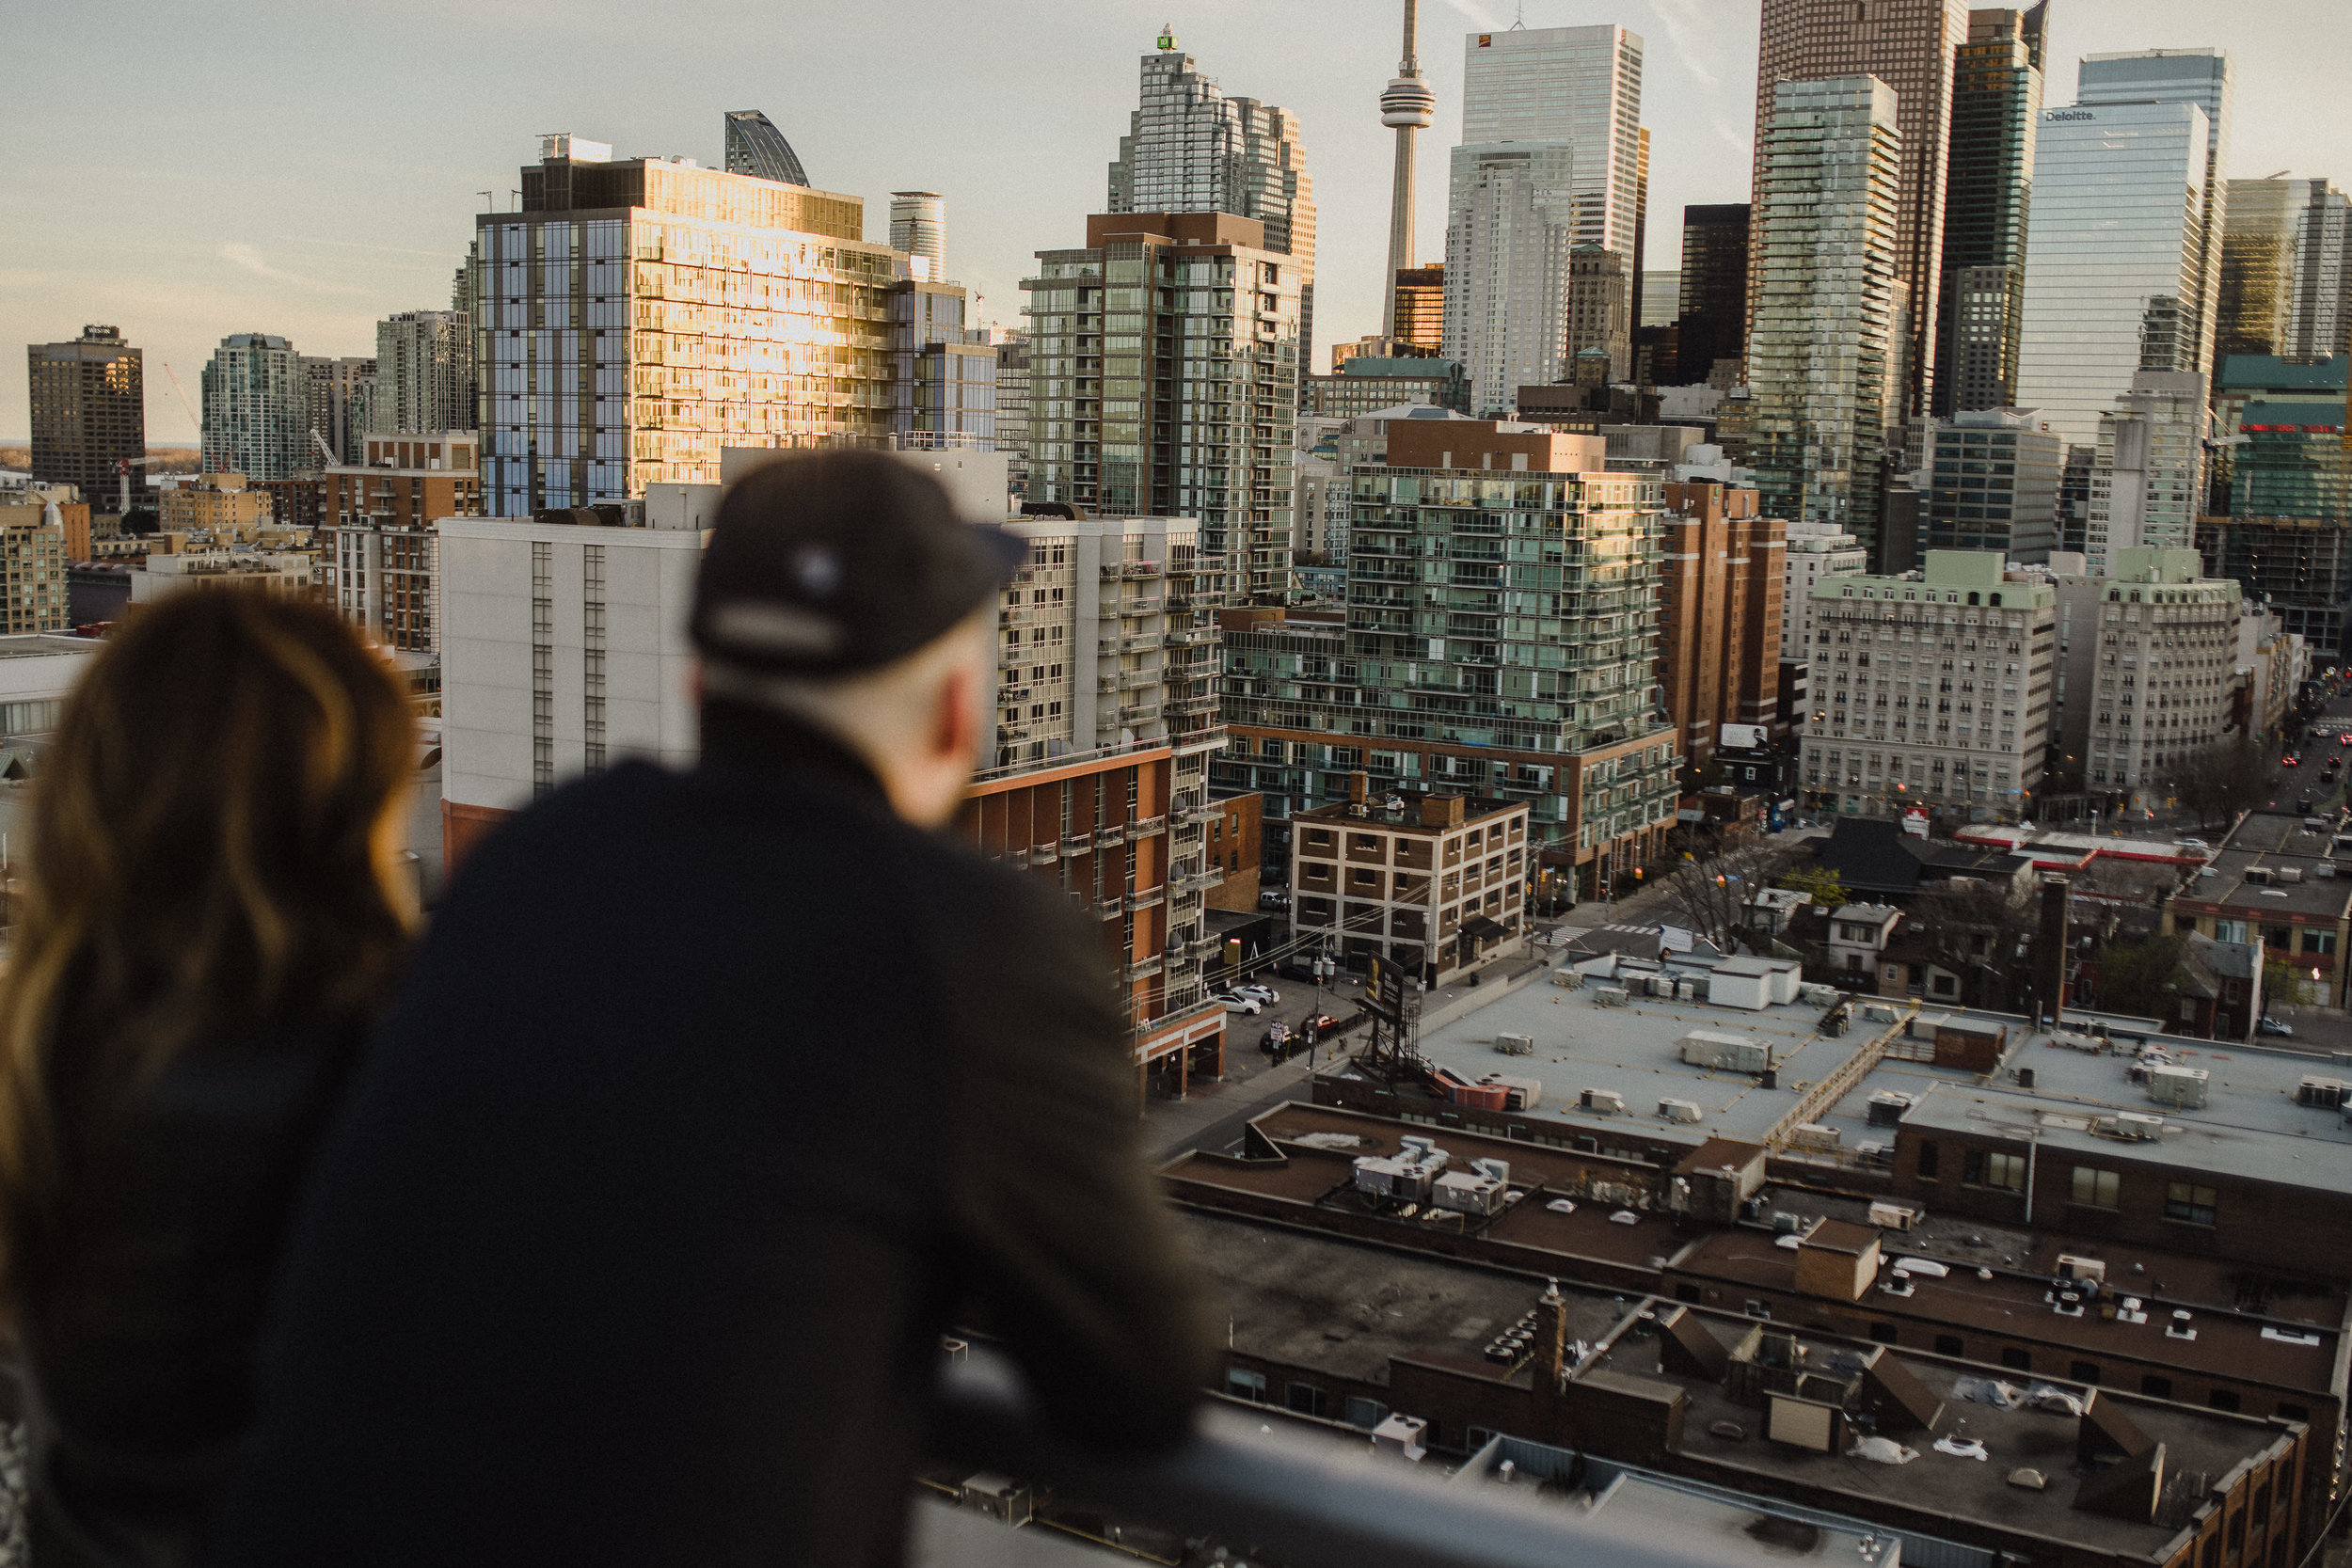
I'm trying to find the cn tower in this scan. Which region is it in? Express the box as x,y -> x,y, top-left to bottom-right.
1378,0 -> 1438,338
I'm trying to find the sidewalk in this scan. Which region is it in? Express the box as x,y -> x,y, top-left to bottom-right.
1144,1031 -> 1354,1162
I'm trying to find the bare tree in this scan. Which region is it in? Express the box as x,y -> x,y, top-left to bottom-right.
2166,741 -> 2272,831
1663,842 -> 1798,953
1908,878 -> 2036,1011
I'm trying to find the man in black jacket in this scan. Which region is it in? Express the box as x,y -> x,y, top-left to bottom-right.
210,453 -> 1217,1566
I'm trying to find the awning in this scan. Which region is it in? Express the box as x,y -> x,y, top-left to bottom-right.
1461,915 -> 1508,942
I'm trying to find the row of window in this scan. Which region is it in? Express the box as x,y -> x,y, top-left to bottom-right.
1915,1142 -> 2219,1224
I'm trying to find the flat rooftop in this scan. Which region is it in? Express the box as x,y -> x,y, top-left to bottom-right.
1179,1210 -> 1630,1390
0,635 -> 100,659
1163,1102 -> 1692,1278
1595,1318 -> 2297,1561
1669,1223 -> 2337,1395
1403,967 -> 1865,1145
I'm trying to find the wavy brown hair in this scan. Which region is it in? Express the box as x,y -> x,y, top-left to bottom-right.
0,591 -> 418,1289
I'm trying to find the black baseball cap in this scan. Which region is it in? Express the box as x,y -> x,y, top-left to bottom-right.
691,451 -> 1026,676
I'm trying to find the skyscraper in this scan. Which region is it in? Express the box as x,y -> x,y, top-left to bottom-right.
200,332 -> 308,481
1442,142 -> 1577,416
374,310 -> 476,435
2013,102 -> 2211,451
1752,0 -> 1970,420
1107,29 -> 1317,374
1748,77 -> 1904,552
303,356 -> 377,465
2075,50 -> 2233,376
473,133 -> 898,515
889,192 -> 946,281
1378,0 -> 1437,340
723,109 -> 809,186
2216,177 -> 2300,362
1565,245 -> 1630,382
2084,371 -> 2205,577
1931,4 -> 2043,415
27,325 -> 142,503
1460,24 -> 1645,261
1391,264 -> 1445,354
2288,182 -> 2352,363
1674,204 -> 1750,386
1022,212 -> 1300,602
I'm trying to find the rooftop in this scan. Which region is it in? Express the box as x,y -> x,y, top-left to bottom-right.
1179,1210 -> 1628,1390
1594,1317 -> 2299,1561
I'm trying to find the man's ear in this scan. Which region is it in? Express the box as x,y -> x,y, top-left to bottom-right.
936,658 -> 978,763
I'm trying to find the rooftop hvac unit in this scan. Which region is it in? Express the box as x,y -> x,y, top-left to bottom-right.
1649,975 -> 1676,998
1867,1201 -> 1918,1230
1433,1170 -> 1508,1216
2147,1064 -> 2210,1109
1867,1092 -> 1916,1127
1658,1098 -> 1705,1123
1580,1087 -> 1627,1115
1788,1123 -> 1841,1152
1482,1074 -> 1542,1111
2112,1111 -> 2165,1141
2056,1253 -> 2107,1284
1593,986 -> 1630,1008
1494,1032 -> 1536,1056
2246,866 -> 2276,885
1550,969 -> 1584,989
2296,1076 -> 2348,1109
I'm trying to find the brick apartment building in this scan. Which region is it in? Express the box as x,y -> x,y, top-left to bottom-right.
1290,790 -> 1529,984
326,433 -> 482,653
1657,481 -> 1783,772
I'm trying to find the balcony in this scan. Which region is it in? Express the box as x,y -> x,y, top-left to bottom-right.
1170,797 -> 1216,826
1092,895 -> 1123,919
1123,887 -> 1165,913
931,1348 -> 1641,1568
1119,666 -> 1161,689
1025,842 -> 1058,867
1120,703 -> 1164,723
1123,954 -> 1164,981
1062,831 -> 1093,853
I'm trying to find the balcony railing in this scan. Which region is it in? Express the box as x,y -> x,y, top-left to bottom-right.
930,1349 -> 1692,1568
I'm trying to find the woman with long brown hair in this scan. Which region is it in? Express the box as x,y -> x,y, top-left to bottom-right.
0,590 -> 418,1565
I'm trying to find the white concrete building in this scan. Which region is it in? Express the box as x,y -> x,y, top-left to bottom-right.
437,513 -> 702,845
1443,141 -> 1578,416
1458,23 -> 1645,262
2050,547 -> 2241,812
2083,370 -> 2205,578
128,552 -> 317,602
1798,550 -> 2058,822
1779,519 -> 1869,659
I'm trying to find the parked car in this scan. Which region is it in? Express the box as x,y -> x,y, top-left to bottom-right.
2283,753 -> 2300,768
1258,1022 -> 1292,1058
1300,1012 -> 1343,1039
1232,983 -> 1280,1005
2259,1015 -> 2295,1037
2297,797 -> 2314,814
1257,890 -> 1291,912
1216,991 -> 1263,1016
2172,837 -> 2208,851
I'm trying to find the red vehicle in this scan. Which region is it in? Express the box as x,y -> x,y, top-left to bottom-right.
2284,753 -> 2300,767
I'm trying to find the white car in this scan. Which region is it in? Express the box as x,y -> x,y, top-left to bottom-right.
1217,992 -> 1263,1016
2172,837 -> 2209,851
1232,984 -> 1280,1005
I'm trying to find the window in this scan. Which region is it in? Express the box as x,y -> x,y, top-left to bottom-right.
2228,1512 -> 2246,1557
2142,1374 -> 2173,1399
1225,1368 -> 1266,1402
1467,1426 -> 1498,1452
1285,1383 -> 1327,1418
2210,1388 -> 2242,1414
1744,1299 -> 1771,1320
1344,1396 -> 1389,1430
2071,1166 -> 2120,1209
1934,1334 -> 1964,1357
1867,1322 -> 1899,1344
1675,1282 -> 1703,1304
2279,1402 -> 2311,1423
2166,1181 -> 2218,1226
2071,1361 -> 2102,1384
1915,1141 -> 1939,1180
1999,1346 -> 2031,1371
1965,1149 -> 2026,1191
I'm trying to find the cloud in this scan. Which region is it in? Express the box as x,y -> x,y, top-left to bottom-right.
1647,0 -> 1718,88
218,242 -> 373,295
1433,0 -> 1507,30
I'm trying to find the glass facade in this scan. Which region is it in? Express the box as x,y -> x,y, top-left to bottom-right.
2075,49 -> 2233,376
1931,6 -> 2042,415
722,110 -> 809,188
374,311 -> 475,436
2012,103 -> 2209,453
1674,204 -> 1749,386
1748,76 -> 1903,553
200,333 -> 309,481
475,153 -> 898,515
1107,42 -> 1316,372
1459,24 -> 1645,262
2217,178 -> 2299,362
1923,414 -> 2061,560
1022,224 -> 1300,603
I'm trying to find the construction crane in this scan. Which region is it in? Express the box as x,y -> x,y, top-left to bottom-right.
114,455 -> 160,515
311,429 -> 339,467
161,363 -> 201,450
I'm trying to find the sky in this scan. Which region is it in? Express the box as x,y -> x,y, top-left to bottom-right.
6,0 -> 2350,445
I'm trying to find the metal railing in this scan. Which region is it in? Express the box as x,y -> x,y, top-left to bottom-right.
930,1350 -> 1704,1568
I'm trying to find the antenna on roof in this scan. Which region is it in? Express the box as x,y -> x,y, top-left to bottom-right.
1512,1 -> 1526,26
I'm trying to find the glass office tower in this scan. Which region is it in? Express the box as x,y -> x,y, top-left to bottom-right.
1931,5 -> 2042,415
1459,24 -> 1645,262
2217,178 -> 2300,362
2012,103 -> 2209,453
200,332 -> 308,481
2075,50 -> 2233,376
1748,76 -> 1903,554
723,110 -> 810,187
27,325 -> 143,501
1674,204 -> 1750,386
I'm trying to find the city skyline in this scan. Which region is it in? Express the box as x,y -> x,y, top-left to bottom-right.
6,0 -> 2351,444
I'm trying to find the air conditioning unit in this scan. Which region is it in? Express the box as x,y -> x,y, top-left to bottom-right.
1657,1098 -> 1704,1123
2056,1253 -> 2106,1284
1868,1201 -> 1918,1230
1789,1123 -> 1841,1151
1494,1032 -> 1535,1056
1581,1087 -> 1627,1115
2296,1076 -> 2348,1109
2112,1111 -> 2165,1140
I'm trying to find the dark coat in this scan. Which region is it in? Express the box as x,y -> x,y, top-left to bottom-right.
208,710 -> 1217,1566
22,1018 -> 366,1568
